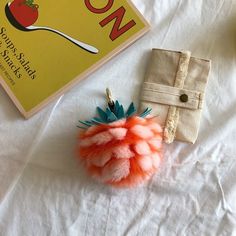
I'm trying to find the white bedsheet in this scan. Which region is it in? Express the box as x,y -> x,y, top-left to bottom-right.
1,0 -> 236,235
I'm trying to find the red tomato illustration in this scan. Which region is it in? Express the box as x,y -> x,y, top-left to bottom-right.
9,0 -> 39,27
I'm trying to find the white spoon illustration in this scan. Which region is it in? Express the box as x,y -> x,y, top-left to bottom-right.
5,2 -> 99,54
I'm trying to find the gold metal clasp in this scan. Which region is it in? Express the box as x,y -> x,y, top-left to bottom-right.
106,88 -> 115,111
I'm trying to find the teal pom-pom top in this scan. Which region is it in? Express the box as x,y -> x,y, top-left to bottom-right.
78,100 -> 152,129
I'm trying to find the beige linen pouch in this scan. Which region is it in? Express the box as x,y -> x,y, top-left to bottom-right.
140,49 -> 211,144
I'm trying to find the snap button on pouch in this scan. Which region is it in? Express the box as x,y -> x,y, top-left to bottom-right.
180,94 -> 188,103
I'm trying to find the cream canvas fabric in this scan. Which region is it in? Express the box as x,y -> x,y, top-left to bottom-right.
140,49 -> 211,144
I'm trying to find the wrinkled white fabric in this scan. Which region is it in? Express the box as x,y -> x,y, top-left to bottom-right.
1,0 -> 236,235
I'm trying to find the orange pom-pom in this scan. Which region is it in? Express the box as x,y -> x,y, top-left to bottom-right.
77,116 -> 163,187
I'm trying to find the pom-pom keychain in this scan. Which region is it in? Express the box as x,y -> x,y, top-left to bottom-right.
77,89 -> 163,188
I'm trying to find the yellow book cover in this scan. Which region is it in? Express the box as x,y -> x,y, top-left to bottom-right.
0,0 -> 149,118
